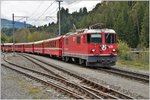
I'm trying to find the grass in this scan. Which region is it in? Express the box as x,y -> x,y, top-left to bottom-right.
117,59 -> 149,71
117,40 -> 149,71
17,78 -> 49,99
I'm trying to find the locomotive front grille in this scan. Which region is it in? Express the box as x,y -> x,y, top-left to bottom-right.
87,56 -> 117,63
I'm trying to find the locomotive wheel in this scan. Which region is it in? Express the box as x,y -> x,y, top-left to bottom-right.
65,56 -> 70,62
85,60 -> 90,67
62,56 -> 65,61
79,59 -> 84,65
74,58 -> 79,63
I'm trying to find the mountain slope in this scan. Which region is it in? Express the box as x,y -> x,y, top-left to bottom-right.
1,18 -> 32,28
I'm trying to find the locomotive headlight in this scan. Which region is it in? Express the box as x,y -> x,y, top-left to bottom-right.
91,49 -> 96,52
112,49 -> 116,52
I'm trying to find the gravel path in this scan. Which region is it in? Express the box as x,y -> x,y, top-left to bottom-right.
26,53 -> 149,99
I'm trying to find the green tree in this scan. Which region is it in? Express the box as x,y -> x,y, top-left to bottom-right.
139,6 -> 149,47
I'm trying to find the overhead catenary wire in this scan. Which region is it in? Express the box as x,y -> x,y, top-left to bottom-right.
31,0 -> 56,25
45,7 -> 59,22
16,17 -> 25,22
45,7 -> 59,16
46,16 -> 57,22
29,1 -> 44,19
30,6 -> 58,25
14,16 -> 29,24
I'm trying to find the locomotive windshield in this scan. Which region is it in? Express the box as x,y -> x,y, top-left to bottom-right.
105,33 -> 116,44
87,34 -> 102,44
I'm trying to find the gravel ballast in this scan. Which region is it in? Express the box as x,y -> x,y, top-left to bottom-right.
26,53 -> 149,99
1,53 -> 70,99
1,53 -> 149,99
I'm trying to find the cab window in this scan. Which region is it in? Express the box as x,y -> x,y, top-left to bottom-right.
66,38 -> 68,45
77,36 -> 80,44
105,33 -> 116,44
87,34 -> 102,44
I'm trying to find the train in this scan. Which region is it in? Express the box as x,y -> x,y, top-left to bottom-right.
1,28 -> 117,67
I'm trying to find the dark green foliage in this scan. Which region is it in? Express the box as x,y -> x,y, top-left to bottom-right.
139,3 -> 149,48
1,32 -> 9,43
75,1 -> 149,48
1,28 -> 17,36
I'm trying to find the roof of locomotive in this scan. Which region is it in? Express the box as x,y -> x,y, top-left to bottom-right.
84,29 -> 116,33
64,28 -> 116,37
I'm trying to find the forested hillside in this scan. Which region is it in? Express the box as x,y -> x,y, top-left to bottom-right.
1,1 -> 149,48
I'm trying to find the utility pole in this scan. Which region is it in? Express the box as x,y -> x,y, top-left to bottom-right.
12,13 -> 15,56
24,21 -> 26,27
56,0 -> 63,36
24,21 -> 27,43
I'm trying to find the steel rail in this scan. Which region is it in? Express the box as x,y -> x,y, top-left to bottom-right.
21,53 -> 134,99
99,67 -> 149,83
19,54 -> 117,99
2,64 -> 84,99
2,54 -> 103,99
112,67 -> 149,78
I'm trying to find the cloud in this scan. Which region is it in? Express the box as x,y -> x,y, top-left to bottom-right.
63,0 -> 78,4
1,0 -> 101,26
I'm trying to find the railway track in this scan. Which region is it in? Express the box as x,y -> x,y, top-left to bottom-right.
2,54 -> 103,99
98,67 -> 149,83
2,64 -> 85,99
18,53 -> 134,99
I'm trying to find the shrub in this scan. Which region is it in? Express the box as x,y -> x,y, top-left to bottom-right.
117,40 -> 131,60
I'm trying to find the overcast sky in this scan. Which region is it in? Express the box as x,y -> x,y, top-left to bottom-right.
1,0 -> 101,26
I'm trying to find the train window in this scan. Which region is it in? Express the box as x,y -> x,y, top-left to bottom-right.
66,38 -> 68,45
48,42 -> 49,47
105,34 -> 116,44
77,36 -> 80,44
55,41 -> 56,47
49,41 -> 56,47
27,45 -> 31,48
87,34 -> 102,44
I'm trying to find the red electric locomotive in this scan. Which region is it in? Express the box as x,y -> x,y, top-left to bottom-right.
62,28 -> 117,67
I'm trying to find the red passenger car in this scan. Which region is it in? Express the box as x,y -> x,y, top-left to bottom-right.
2,43 -> 13,52
63,29 -> 117,67
1,43 -> 4,51
43,36 -> 62,57
24,42 -> 34,53
34,40 -> 44,54
15,43 -> 24,52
